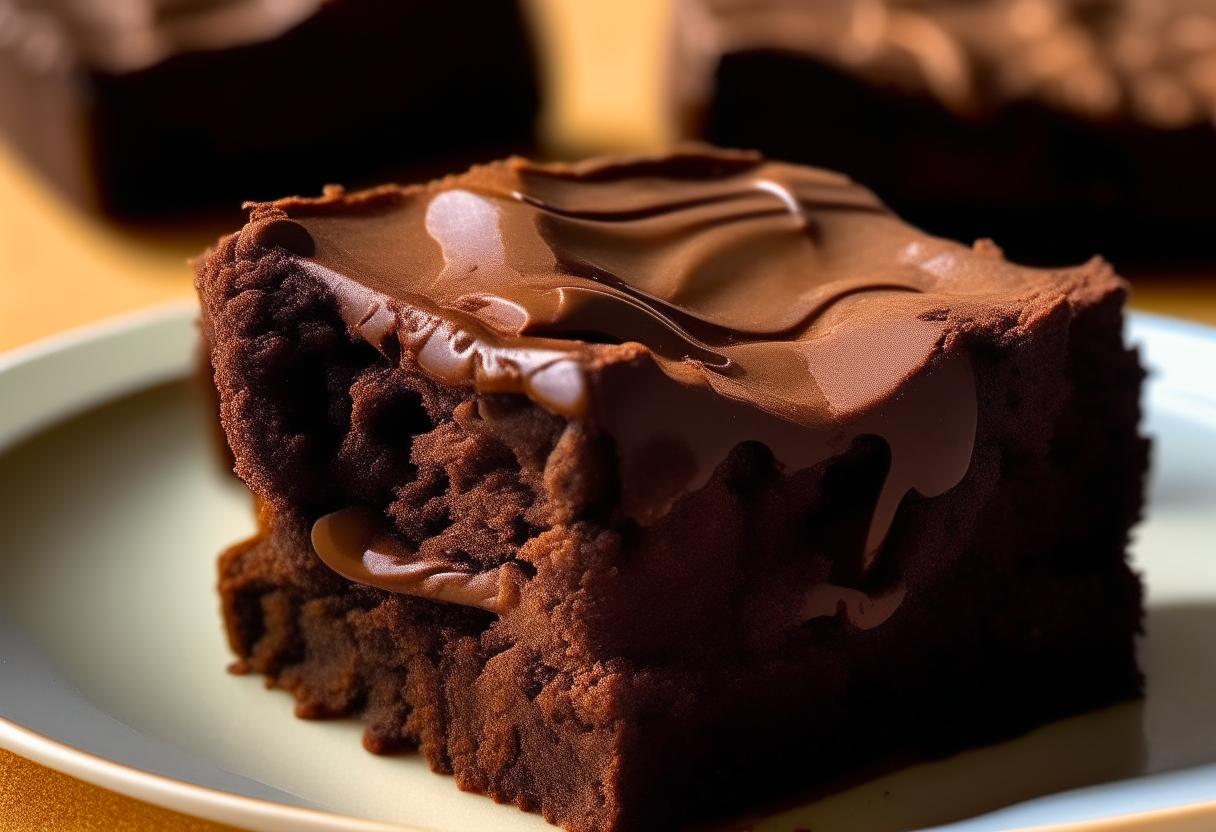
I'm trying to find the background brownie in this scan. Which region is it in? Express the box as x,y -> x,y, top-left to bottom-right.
672,0 -> 1216,268
197,149 -> 1147,832
0,0 -> 539,216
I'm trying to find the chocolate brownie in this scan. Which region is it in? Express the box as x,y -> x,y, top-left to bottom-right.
672,0 -> 1216,267
196,148 -> 1147,832
0,0 -> 538,216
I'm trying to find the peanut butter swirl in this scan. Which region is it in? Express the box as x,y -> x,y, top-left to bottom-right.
239,148 -> 1054,625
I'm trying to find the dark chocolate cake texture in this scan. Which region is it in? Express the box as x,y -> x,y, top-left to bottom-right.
673,0 -> 1216,266
0,0 -> 539,215
197,148 -> 1147,832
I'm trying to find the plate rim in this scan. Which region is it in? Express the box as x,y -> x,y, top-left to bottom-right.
2,304 -> 1216,832
0,718 -> 416,832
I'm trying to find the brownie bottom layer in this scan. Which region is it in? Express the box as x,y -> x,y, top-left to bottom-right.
220,502 -> 1142,832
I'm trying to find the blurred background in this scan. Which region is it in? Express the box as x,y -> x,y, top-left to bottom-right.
0,0 -> 1214,826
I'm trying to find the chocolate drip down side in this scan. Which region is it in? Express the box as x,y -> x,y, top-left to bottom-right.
312,508 -> 516,613
241,150 -> 996,628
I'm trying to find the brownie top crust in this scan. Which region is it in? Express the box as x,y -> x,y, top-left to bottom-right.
223,147 -> 1124,599
674,0 -> 1216,128
4,0 -> 319,73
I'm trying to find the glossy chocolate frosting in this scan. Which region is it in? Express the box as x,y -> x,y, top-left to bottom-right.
236,148 -> 1094,624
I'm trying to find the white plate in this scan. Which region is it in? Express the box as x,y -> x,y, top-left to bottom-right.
0,303 -> 1214,832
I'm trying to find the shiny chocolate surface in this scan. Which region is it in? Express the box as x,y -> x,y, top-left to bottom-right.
233,148 -> 1103,618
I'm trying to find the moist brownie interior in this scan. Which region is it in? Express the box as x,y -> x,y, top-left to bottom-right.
196,148 -> 1147,832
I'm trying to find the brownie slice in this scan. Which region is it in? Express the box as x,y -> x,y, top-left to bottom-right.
196,148 -> 1147,832
672,0 -> 1216,268
0,0 -> 538,216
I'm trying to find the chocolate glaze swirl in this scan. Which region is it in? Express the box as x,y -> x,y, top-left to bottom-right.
239,147 -> 1055,626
